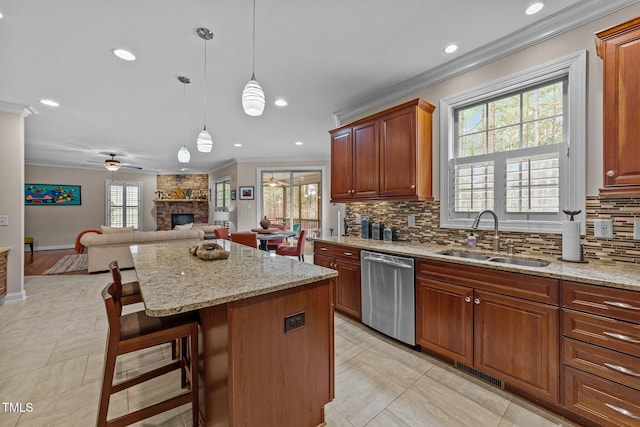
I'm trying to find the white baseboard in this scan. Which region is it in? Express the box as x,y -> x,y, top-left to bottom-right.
1,290 -> 27,303
27,244 -> 74,252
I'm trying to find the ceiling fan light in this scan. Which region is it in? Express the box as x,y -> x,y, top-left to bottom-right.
197,128 -> 213,152
242,78 -> 265,116
104,159 -> 121,171
177,145 -> 191,163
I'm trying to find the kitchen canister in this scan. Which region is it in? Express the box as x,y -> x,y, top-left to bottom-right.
361,218 -> 371,238
383,228 -> 392,242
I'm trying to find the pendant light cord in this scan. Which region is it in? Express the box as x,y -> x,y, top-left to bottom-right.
252,0 -> 256,78
203,37 -> 207,130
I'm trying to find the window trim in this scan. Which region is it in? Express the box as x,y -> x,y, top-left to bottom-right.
439,50 -> 586,234
214,176 -> 231,210
105,180 -> 143,230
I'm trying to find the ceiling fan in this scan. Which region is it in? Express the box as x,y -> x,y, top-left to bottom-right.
88,153 -> 143,171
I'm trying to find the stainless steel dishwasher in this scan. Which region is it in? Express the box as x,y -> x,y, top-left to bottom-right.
361,250 -> 415,346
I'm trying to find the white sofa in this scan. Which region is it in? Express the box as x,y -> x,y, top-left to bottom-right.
80,227 -> 209,273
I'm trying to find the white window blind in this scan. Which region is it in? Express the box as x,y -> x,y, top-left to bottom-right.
106,180 -> 141,229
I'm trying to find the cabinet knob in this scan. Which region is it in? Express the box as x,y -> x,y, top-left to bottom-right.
411,184 -> 415,189
464,296 -> 471,303
607,170 -> 615,177
474,298 -> 481,305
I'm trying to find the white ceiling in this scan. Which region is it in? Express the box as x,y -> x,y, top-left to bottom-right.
0,0 -> 636,174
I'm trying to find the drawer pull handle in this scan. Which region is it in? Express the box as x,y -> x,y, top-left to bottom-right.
604,301 -> 640,311
320,248 -> 327,251
343,252 -> 353,256
604,363 -> 640,378
605,403 -> 640,420
603,331 -> 640,344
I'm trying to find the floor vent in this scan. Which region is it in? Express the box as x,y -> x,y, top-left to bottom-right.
455,362 -> 504,389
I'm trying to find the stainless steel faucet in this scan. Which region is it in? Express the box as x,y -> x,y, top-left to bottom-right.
471,209 -> 500,252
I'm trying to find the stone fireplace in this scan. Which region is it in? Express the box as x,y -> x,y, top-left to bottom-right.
155,174 -> 209,230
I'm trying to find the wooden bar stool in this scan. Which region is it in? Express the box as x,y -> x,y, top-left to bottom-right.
97,261 -> 199,427
24,237 -> 34,256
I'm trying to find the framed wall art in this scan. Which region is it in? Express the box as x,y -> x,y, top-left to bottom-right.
239,186 -> 254,200
25,184 -> 82,205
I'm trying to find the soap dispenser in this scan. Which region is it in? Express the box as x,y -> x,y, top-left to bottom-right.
467,232 -> 476,249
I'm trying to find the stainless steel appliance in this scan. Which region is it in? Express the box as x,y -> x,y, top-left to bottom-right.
361,250 -> 415,345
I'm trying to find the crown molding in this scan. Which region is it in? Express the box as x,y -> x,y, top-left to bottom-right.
334,0 -> 640,123
0,101 -> 37,117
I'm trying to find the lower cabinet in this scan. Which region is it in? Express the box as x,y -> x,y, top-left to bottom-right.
416,259 -> 560,404
314,242 -> 361,320
561,281 -> 640,426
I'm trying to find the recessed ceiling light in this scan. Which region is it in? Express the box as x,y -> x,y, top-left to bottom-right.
112,48 -> 136,61
39,99 -> 60,107
0,11 -> 5,19
180,168 -> 190,171
275,98 -> 288,107
234,143 -> 243,147
444,44 -> 458,54
295,141 -> 303,146
525,2 -> 544,15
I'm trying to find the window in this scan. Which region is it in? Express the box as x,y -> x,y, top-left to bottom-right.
440,51 -> 586,233
106,180 -> 142,229
215,178 -> 231,209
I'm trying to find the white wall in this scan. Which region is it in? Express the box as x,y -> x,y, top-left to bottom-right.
0,105 -> 29,301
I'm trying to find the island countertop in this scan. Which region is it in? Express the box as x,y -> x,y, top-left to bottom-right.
131,239 -> 337,317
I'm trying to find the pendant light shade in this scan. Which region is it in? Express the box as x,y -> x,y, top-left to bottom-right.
196,128 -> 213,152
178,145 -> 191,163
242,0 -> 265,116
196,28 -> 214,152
242,75 -> 265,116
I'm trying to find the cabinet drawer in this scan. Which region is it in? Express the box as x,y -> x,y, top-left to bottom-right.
563,281 -> 640,324
313,243 -> 360,261
563,338 -> 640,391
563,309 -> 640,356
564,366 -> 640,427
416,259 -> 559,305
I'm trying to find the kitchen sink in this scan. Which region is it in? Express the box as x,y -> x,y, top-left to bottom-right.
488,257 -> 550,267
437,249 -> 492,261
437,249 -> 550,267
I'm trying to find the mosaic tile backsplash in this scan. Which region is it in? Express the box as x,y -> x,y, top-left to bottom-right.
345,195 -> 640,265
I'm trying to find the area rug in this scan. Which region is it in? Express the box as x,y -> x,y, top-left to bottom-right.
44,253 -> 88,274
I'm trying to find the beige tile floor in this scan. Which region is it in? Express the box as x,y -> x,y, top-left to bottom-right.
0,273 -> 577,426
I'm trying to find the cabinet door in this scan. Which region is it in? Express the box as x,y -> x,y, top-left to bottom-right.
379,107 -> 417,197
474,290 -> 559,403
598,20 -> 640,191
416,277 -> 473,366
334,258 -> 361,320
352,121 -> 379,198
330,128 -> 353,200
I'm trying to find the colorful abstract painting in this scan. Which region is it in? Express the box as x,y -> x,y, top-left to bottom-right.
25,184 -> 81,205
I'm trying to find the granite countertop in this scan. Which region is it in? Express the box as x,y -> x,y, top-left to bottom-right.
131,240 -> 337,317
0,247 -> 9,254
314,236 -> 640,292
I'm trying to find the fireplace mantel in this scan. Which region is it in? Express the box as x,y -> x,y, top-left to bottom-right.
153,199 -> 208,208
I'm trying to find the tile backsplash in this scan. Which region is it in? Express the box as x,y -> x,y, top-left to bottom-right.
345,195 -> 640,265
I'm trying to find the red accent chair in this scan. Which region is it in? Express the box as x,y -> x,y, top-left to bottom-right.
276,229 -> 307,262
97,261 -> 199,427
266,224 -> 286,251
231,232 -> 259,248
214,228 -> 230,240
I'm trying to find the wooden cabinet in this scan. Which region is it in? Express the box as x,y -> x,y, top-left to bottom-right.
561,281 -> 640,426
329,98 -> 434,202
416,259 -> 560,404
596,17 -> 640,194
313,242 -> 361,320
0,250 -> 7,298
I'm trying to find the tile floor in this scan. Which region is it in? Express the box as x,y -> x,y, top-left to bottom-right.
0,273 -> 577,426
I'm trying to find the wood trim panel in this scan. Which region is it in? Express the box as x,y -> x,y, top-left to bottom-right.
562,309 -> 640,357
313,242 -> 360,261
416,259 -> 559,305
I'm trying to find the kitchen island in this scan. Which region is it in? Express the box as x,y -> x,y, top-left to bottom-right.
131,239 -> 338,427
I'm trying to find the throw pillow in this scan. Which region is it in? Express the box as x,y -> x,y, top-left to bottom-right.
174,222 -> 193,231
101,225 -> 134,234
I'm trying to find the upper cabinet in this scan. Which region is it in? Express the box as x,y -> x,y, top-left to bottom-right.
596,17 -> 640,194
329,98 -> 435,202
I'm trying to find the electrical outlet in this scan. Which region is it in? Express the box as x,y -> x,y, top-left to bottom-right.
594,219 -> 613,239
0,215 -> 8,226
408,215 -> 416,227
634,219 -> 640,240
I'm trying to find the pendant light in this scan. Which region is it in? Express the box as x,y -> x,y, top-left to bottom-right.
242,0 -> 265,116
196,27 -> 214,152
177,76 -> 191,163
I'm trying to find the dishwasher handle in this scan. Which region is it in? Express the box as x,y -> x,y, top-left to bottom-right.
363,256 -> 413,269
